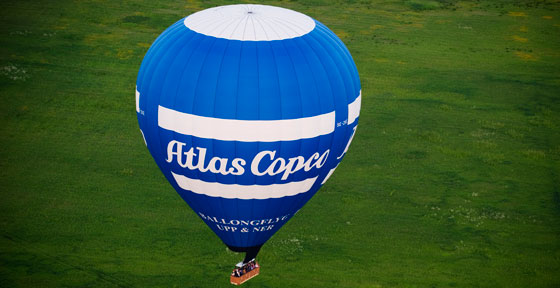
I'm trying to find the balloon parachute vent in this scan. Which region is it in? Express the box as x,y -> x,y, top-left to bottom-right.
230,260 -> 260,285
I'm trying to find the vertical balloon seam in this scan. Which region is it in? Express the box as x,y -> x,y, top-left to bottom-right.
137,21 -> 182,89
248,15 -> 258,42
252,13 -> 264,40
274,37 -> 309,237
157,29 -> 198,162
310,27 -> 355,163
224,41 -> 249,246
257,39 -> 283,247
197,37 -> 222,233
233,39 -> 243,246
165,31 -> 206,236
314,23 -> 358,99
315,25 -> 361,163
210,38 -> 238,247
163,30 -> 200,113
265,16 -> 295,37
241,8 -> 253,41
144,21 -> 186,83
206,13 -> 237,38
272,38 -> 291,246
253,13 -> 271,41
158,29 -> 192,214
172,34 -> 215,244
267,12 -> 303,37
198,15 -> 225,37
148,26 -> 195,196
316,21 -> 361,94
290,33 -> 328,218
261,39 -> 292,246
252,40 -> 278,247
137,20 -> 175,85
271,39 -> 302,218
242,40 -> 257,246
240,15 -> 251,42
310,28 -> 355,187
231,45 -> 247,245
191,11 -> 226,35
275,37 -> 308,224
307,27 -> 353,155
249,40 -> 261,247
137,21 -> 185,128
281,35 -> 318,241
313,25 -> 354,109
261,41 -> 288,244
170,39 -> 203,237
269,39 -> 297,240
219,17 -> 242,39
231,15 -> 249,41
255,12 -> 280,41
252,14 -> 269,39
298,31 -> 336,122
293,38 -> 322,117
258,40 -> 277,246
187,10 -> 216,30
248,14 -> 261,41
193,36 -> 236,246
148,27 -> 195,136
167,32 -> 200,113
139,26 -> 171,182
316,21 -> 355,75
327,26 -> 361,140
189,36 -> 217,115
310,23 -> 354,202
272,37 -> 302,218
316,21 -> 355,73
287,30 -> 336,218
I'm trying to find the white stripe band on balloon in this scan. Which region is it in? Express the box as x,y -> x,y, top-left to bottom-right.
172,172 -> 317,199
158,90 -> 361,142
183,4 -> 316,41
348,90 -> 361,125
158,106 -> 335,142
135,87 -> 140,113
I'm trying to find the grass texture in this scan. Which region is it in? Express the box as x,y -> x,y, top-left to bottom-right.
1,0 -> 559,287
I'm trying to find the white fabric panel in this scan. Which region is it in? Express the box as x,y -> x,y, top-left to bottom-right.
184,4 -> 315,41
348,90 -> 361,125
158,105 -> 335,142
172,172 -> 317,199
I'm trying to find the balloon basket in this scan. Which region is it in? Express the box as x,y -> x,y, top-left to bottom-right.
230,261 -> 260,285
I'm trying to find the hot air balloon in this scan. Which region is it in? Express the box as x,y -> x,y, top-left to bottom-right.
136,4 -> 360,280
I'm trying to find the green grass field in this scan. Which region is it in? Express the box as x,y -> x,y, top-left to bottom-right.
1,0 -> 559,287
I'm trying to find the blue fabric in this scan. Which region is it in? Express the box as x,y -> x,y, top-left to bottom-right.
137,18 -> 360,248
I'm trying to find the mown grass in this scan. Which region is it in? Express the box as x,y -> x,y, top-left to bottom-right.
1,0 -> 559,287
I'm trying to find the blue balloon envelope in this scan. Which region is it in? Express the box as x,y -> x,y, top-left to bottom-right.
136,4 -> 360,259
